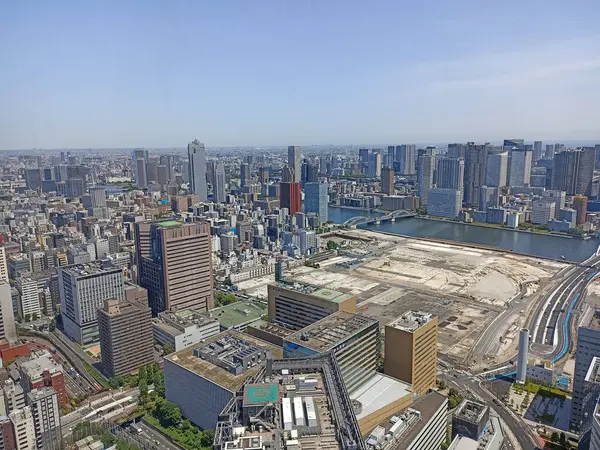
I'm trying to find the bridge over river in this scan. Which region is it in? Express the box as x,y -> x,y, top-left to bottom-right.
342,210 -> 416,227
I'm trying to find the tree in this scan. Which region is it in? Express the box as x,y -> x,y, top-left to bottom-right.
32,313 -> 38,321
138,366 -> 147,384
49,318 -> 56,332
438,380 -> 447,390
139,378 -> 148,405
559,432 -> 566,447
156,398 -> 182,427
327,240 -> 339,250
163,344 -> 175,356
202,429 -> 215,447
550,432 -> 559,443
24,314 -> 31,323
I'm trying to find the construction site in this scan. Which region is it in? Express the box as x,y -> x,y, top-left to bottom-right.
236,229 -> 568,366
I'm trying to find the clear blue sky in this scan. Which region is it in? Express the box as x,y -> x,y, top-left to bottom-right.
2,0 -> 599,149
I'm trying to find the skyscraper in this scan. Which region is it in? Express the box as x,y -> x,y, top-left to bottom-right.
464,143 -> 489,207
367,152 -> 382,178
9,408 -> 36,450
0,282 -> 17,343
359,148 -> 370,174
59,263 -> 125,344
436,157 -> 464,194
280,183 -> 301,215
304,182 -> 328,222
396,144 -> 417,175
213,161 -> 226,204
545,144 -> 554,159
132,149 -> 148,189
417,154 -> 435,206
508,148 -> 533,187
288,146 -> 302,183
552,148 -> 595,196
447,143 -> 467,159
240,163 -> 250,187
138,221 -> 213,315
188,140 -> 208,201
485,152 -> 508,188
573,195 -> 588,226
533,141 -> 543,162
381,167 -> 395,195
0,240 -> 8,283
98,298 -> 154,378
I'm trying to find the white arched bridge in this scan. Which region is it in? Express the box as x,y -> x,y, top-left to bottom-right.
343,210 -> 417,227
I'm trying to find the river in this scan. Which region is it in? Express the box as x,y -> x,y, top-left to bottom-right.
327,207 -> 598,262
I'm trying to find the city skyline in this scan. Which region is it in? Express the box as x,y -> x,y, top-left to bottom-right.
2,1 -> 600,149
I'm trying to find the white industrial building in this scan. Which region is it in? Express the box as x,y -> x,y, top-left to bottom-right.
153,309 -> 220,352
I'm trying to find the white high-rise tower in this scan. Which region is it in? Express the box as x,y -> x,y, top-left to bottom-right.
188,140 -> 208,201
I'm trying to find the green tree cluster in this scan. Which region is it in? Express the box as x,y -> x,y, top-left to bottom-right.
215,291 -> 237,307
447,388 -> 464,410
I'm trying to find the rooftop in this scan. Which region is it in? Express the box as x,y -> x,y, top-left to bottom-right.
586,357 -> 600,384
247,320 -> 295,338
285,311 -> 378,351
454,400 -> 488,424
448,436 -> 479,450
19,350 -> 63,379
157,220 -> 181,227
209,301 -> 267,329
27,386 -> 58,402
165,331 -> 282,392
155,309 -> 218,334
351,373 -> 412,423
273,281 -> 353,303
62,261 -> 121,277
387,311 -> 435,333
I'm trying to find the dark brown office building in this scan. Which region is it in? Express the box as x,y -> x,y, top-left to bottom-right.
137,220 -> 213,315
98,298 -> 154,378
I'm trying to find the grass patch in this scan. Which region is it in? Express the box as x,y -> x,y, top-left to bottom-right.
515,382 -> 567,400
83,362 -> 109,389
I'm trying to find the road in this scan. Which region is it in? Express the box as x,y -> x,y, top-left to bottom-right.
440,369 -> 539,450
136,421 -> 184,450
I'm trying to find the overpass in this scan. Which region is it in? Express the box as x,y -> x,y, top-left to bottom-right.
342,210 -> 416,227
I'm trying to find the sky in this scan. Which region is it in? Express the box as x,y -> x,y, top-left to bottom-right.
1,0 -> 600,149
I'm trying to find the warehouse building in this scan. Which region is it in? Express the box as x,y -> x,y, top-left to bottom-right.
153,309 -> 220,352
164,331 -> 283,430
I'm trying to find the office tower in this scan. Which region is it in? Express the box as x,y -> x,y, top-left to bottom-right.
157,164 -> 169,185
394,144 -> 417,175
385,311 -> 438,397
27,387 -> 61,450
304,182 -> 328,222
64,178 -> 85,197
146,160 -> 158,184
381,167 -> 395,195
280,167 -> 301,215
367,153 -> 382,178
25,169 -> 43,190
516,328 -> 529,384
464,143 -> 489,207
417,154 -> 435,206
542,190 -> 566,219
503,139 -> 524,150
479,186 -> 500,209
160,155 -> 173,180
268,281 -> 356,330
132,149 -> 148,188
0,415 -> 15,450
211,161 -> 226,204
288,146 -> 302,183
436,157 -> 464,193
592,400 -> 600,450
553,148 -> 595,196
303,161 -> 319,183
595,144 -> 600,170
15,277 -> 41,319
508,148 -> 533,187
59,263 -> 124,344
138,221 -> 213,316
98,299 -> 153,378
0,282 -> 17,343
574,195 -> 588,226
283,311 -> 380,393
53,165 -> 68,182
571,313 -> 600,430
531,201 -> 556,225
359,148 -> 370,174
240,163 -> 250,187
485,152 -> 508,187
87,187 -> 107,207
9,408 -> 36,450
188,139 -> 208,201
447,143 -> 467,159
0,242 -> 7,283
259,166 -> 269,184
533,141 -> 543,162
427,189 -> 461,219
220,232 -> 237,254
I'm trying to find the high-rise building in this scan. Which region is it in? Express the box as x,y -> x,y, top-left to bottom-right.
132,149 -> 148,189
574,195 -> 588,226
25,169 -> 43,191
0,282 -> 17,343
0,242 -> 7,284
240,163 -> 250,188
464,143 -> 489,207
280,180 -> 301,215
137,220 -> 213,316
59,263 -> 125,344
98,299 -> 154,378
259,166 -> 269,184
552,148 -> 595,196
283,311 -> 380,393
478,186 -> 499,210
288,146 -> 302,183
367,153 -> 382,178
545,144 -> 554,159
213,161 -> 226,204
188,139 -> 208,201
0,415 -> 16,450
531,201 -> 556,225
304,182 -> 328,222
359,148 -> 370,174
516,328 -> 529,384
27,387 -> 61,450
157,164 -> 169,185
485,151 -> 508,188
533,141 -> 543,162
542,190 -> 566,219
381,167 -> 395,195
88,187 -> 107,208
417,154 -> 435,206
436,157 -> 464,194
447,143 -> 467,159
268,281 -> 356,331
9,408 -> 36,450
508,148 -> 533,187
15,277 -> 41,320
395,144 -> 417,175
384,311 -> 438,397
427,189 -> 461,219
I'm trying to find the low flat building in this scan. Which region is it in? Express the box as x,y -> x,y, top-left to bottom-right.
268,281 -> 356,330
283,311 -> 380,393
153,309 -> 220,352
209,300 -> 267,331
213,353 -> 365,450
164,331 -> 283,430
245,320 -> 295,347
363,391 -> 448,450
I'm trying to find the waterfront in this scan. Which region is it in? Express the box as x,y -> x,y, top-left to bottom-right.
327,207 -> 598,262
